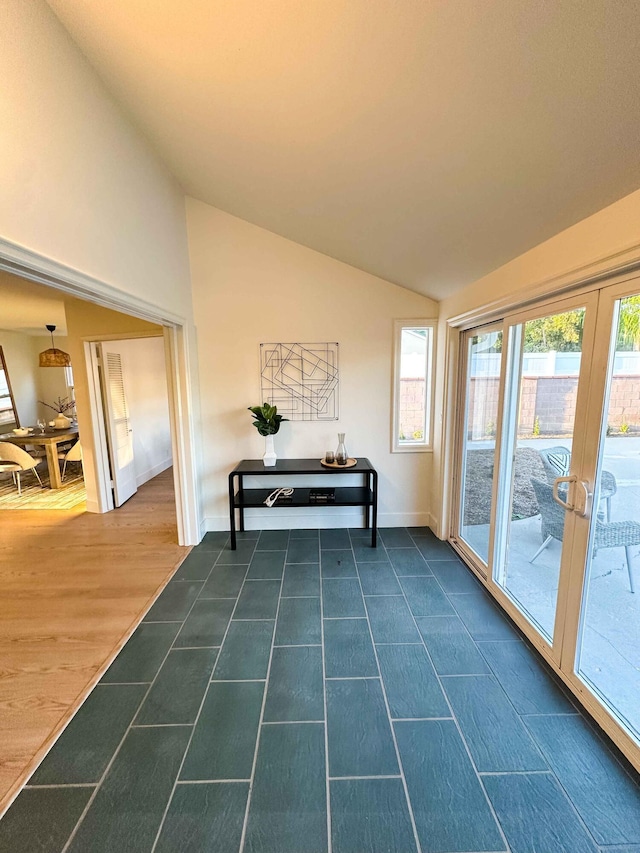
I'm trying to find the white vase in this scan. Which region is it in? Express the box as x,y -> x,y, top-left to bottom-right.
53,413 -> 71,430
263,434 -> 277,467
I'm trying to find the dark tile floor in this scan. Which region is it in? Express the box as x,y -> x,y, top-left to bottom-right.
1,527 -> 639,853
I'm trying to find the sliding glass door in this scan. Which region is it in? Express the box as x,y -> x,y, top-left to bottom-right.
453,280 -> 640,767
457,327 -> 503,568
572,290 -> 640,742
492,302 -> 590,646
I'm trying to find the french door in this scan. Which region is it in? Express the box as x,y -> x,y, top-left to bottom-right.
453,276 -> 640,769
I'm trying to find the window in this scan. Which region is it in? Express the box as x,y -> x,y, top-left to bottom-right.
64,365 -> 74,390
392,320 -> 435,451
0,346 -> 19,427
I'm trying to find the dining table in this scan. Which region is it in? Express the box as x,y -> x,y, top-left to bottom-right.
0,427 -> 79,489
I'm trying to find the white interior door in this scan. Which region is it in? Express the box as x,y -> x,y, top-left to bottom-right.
98,342 -> 137,507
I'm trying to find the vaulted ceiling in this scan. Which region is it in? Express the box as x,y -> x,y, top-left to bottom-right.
47,0 -> 640,299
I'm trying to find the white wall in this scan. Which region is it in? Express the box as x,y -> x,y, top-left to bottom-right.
115,338 -> 172,486
187,199 -> 438,530
0,0 -> 192,319
0,330 -> 74,428
0,1 -> 200,538
0,331 -> 39,427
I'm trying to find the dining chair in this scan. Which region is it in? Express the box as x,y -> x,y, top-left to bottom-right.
530,477 -> 637,593
0,442 -> 44,496
58,440 -> 83,480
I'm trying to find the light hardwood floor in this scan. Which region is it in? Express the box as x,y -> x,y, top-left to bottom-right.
0,469 -> 189,814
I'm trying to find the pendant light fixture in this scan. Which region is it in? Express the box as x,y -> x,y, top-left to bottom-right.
39,324 -> 71,367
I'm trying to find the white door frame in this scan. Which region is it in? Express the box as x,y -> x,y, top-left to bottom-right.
0,237 -> 202,546
85,340 -> 115,514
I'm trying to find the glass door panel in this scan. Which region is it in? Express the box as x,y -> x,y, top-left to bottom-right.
454,286 -> 640,764
494,307 -> 586,643
458,329 -> 503,565
576,294 -> 640,740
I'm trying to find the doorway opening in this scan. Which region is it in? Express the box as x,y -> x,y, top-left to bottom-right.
0,257 -> 199,543
89,336 -> 173,509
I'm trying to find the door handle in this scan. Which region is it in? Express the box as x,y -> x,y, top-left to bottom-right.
552,475 -> 576,511
574,480 -> 593,518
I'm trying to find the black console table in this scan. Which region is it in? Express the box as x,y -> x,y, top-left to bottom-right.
228,458 -> 378,549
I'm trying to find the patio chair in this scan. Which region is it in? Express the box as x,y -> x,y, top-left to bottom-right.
538,446 -> 617,522
0,442 -> 44,496
530,477 -> 637,593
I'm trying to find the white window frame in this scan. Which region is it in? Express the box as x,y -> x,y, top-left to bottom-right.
392,318 -> 436,453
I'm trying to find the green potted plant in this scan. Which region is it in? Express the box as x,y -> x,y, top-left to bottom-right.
248,403 -> 288,466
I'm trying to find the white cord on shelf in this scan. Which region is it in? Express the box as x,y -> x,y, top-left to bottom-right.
264,487 -> 294,507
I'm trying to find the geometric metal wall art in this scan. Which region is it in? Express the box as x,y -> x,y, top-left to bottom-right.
260,342 -> 339,420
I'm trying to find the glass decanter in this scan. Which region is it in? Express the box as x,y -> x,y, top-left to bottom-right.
335,432 -> 348,465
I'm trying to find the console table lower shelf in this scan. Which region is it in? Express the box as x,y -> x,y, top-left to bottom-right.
228,458 -> 378,549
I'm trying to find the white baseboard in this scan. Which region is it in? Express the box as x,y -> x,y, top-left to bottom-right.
85,497 -> 103,514
427,512 -> 441,538
380,512 -> 431,529
198,515 -> 208,543
85,460 -> 173,512
136,457 -> 172,487
204,509 -> 431,532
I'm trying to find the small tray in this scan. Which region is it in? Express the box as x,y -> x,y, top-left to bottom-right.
320,458 -> 358,469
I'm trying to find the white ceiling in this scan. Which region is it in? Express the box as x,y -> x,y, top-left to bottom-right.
47,0 -> 640,299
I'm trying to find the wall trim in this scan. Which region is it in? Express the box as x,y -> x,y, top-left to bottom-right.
0,236 -> 186,327
206,511 -> 430,531
83,340 -> 114,514
427,511 -> 440,536
136,457 -> 173,487
85,498 -> 101,514
199,515 -> 209,541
